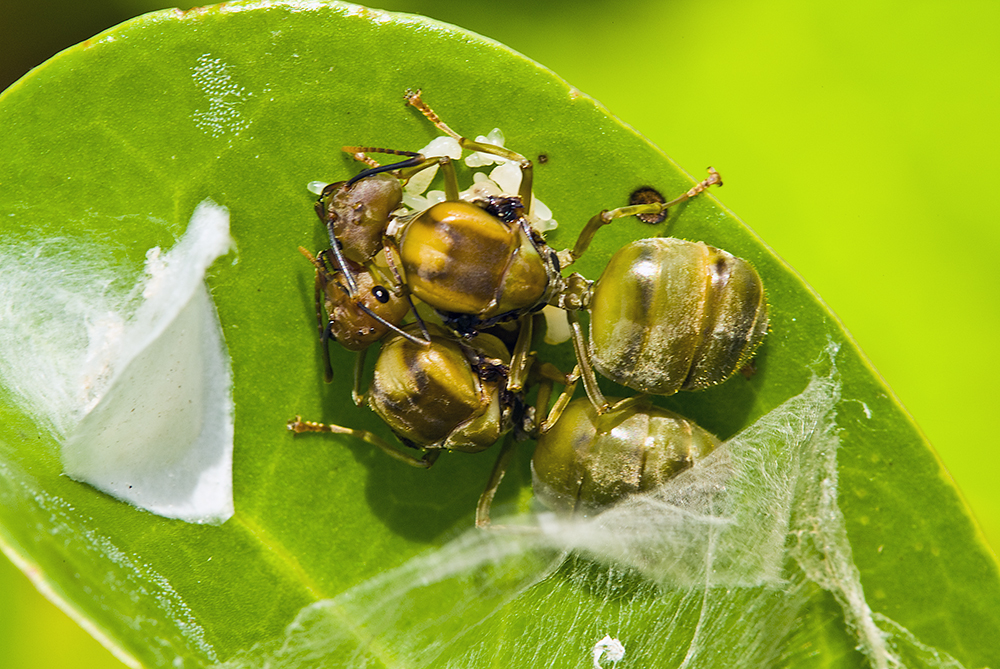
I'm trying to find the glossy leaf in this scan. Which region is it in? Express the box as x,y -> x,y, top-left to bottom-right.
0,2 -> 997,667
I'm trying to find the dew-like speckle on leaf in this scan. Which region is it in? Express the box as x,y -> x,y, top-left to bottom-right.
192,54 -> 251,139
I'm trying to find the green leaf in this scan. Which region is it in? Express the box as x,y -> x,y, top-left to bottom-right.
0,2 -> 997,668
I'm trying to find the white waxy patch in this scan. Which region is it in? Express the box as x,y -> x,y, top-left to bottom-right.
60,201 -> 235,524
592,636 -> 625,668
0,200 -> 236,526
0,202 -> 235,524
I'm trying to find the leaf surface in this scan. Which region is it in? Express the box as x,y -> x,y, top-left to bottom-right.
0,2 -> 997,667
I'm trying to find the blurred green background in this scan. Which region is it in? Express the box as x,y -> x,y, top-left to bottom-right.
2,0 -> 998,667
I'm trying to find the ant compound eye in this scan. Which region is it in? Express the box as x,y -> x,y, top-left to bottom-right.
372,285 -> 391,304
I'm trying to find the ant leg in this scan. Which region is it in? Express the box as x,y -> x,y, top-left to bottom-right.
298,248 -> 337,383
437,156 -> 460,202
319,321 -> 335,384
548,272 -> 592,312
507,316 -> 534,393
287,415 -> 441,469
475,433 -> 517,528
530,365 -> 552,428
564,168 -> 723,265
566,312 -> 609,415
537,365 -> 581,434
351,348 -> 368,407
404,89 -> 534,210
605,394 -> 653,414
615,167 -> 722,217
